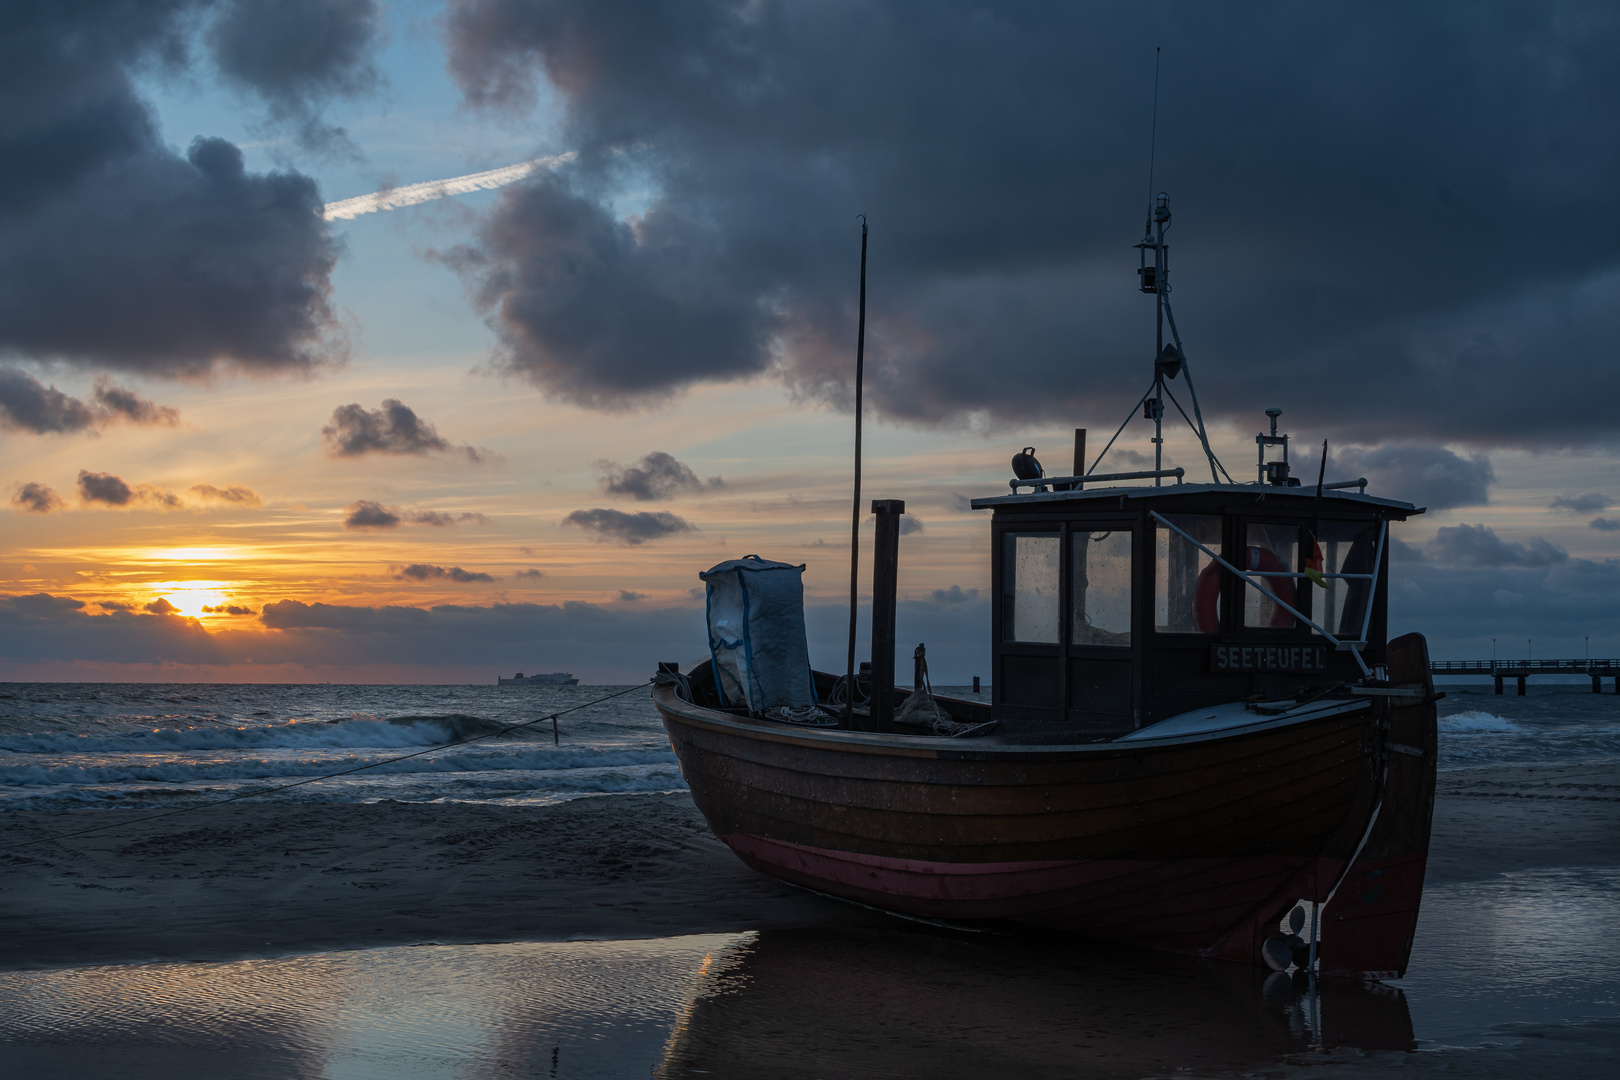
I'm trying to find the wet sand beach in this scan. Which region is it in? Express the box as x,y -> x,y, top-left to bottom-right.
2,762 -> 1617,1078
0,793 -> 868,970
5,763 -> 1615,969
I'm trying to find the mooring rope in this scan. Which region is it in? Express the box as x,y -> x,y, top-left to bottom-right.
0,680 -> 652,854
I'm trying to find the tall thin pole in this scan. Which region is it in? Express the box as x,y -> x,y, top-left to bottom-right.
844,218 -> 868,723
1148,47 -> 1163,487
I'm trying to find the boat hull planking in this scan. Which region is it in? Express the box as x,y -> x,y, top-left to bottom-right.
656,686 -> 1384,957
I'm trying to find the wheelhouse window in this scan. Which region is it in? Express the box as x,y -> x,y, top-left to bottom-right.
1072,529 -> 1132,646
1316,521 -> 1379,638
1242,523 -> 1300,629
1155,514 -> 1219,633
1002,533 -> 1060,643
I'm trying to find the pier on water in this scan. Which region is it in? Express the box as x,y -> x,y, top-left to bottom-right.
1429,659 -> 1620,695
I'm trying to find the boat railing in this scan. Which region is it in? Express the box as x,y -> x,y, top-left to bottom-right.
1010,467 -> 1184,492
1150,510 -> 1386,679
1006,470 -> 1365,495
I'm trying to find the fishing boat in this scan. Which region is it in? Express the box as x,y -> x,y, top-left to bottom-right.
651,195 -> 1438,978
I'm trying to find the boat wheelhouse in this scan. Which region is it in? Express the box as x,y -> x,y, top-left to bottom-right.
975,475 -> 1416,740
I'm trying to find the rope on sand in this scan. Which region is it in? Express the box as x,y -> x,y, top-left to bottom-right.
0,681 -> 652,854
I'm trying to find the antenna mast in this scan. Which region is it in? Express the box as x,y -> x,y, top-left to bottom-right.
1089,49 -> 1230,486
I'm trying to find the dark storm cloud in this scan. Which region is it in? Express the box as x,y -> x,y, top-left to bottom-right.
322,400 -> 487,462
0,368 -> 182,434
76,471 -> 134,507
1423,524 -> 1567,568
0,2 -> 378,378
406,510 -> 489,526
598,451 -> 721,500
898,516 -> 925,536
562,507 -> 693,544
446,175 -> 773,409
342,499 -> 401,529
342,501 -> 483,529
10,482 -> 63,514
1591,517 -> 1620,532
91,377 -> 181,427
201,604 -> 257,615
74,471 -> 252,510
207,0 -> 381,154
515,568 -> 543,578
443,1 -> 1620,448
76,471 -> 184,510
392,563 -> 497,583
0,592 -> 223,665
1550,493 -> 1611,514
1387,553 -> 1620,658
188,483 -> 263,507
617,590 -> 646,602
0,368 -> 94,433
1331,445 -> 1495,510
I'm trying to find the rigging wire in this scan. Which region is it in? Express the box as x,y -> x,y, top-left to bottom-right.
1,681 -> 651,854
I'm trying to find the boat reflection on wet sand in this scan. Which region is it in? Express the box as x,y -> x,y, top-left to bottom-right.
656,925 -> 1414,1080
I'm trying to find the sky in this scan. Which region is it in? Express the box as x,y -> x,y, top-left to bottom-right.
4,0 -> 1620,683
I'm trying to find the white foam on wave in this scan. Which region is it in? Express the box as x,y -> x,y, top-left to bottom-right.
0,715 -> 514,755
1439,711 -> 1520,734
0,746 -> 678,789
0,762 -> 689,810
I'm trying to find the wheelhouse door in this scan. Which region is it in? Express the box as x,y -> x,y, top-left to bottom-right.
994,518 -> 1140,735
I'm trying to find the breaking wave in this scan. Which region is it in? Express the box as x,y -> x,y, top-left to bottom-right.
1439,711 -> 1520,734
0,746 -> 677,790
0,714 -> 520,755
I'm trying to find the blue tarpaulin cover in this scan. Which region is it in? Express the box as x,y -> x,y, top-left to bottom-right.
700,555 -> 816,712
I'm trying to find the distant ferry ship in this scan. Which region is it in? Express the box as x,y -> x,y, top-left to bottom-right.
497,672 -> 579,685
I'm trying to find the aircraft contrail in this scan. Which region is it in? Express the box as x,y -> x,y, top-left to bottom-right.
322,152 -> 576,221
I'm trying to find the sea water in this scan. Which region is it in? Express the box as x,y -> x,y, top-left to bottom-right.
2,682 -> 1617,813
0,683 -> 687,811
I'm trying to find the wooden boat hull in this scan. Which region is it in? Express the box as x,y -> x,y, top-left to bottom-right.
654,634 -> 1436,968
656,695 -> 1375,957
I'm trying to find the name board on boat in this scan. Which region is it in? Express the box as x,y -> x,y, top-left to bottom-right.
1209,645 -> 1329,673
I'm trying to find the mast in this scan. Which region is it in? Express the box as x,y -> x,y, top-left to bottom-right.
843,218 -> 868,723
1084,50 -> 1230,487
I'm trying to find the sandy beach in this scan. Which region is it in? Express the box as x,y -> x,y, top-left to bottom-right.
3,762 -> 1616,1078
0,792 -> 870,971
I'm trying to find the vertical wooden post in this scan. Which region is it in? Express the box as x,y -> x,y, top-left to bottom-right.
870,499 -> 905,732
1073,428 -> 1086,486
1516,675 -> 1526,696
